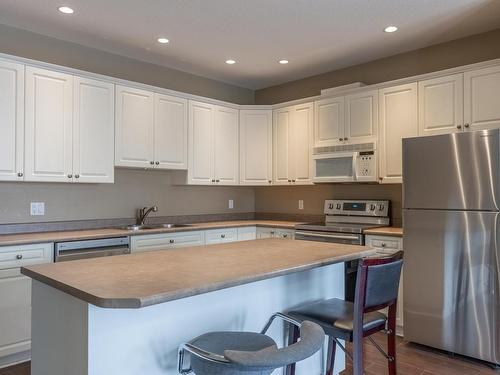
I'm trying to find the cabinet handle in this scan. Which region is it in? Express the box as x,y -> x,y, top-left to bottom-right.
75,174 -> 80,179
150,161 -> 154,165
221,234 -> 226,238
216,179 -> 220,183
67,174 -> 73,178
17,172 -> 23,177
464,123 -> 470,129
16,254 -> 23,260
292,179 -> 296,182
211,179 -> 216,183
155,161 -> 160,165
338,138 -> 343,142
457,125 -> 462,130
169,239 -> 174,244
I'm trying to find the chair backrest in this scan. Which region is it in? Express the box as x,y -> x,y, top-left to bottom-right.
354,251 -> 404,312
223,321 -> 325,371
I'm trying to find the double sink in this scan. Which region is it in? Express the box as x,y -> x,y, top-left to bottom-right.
121,223 -> 193,231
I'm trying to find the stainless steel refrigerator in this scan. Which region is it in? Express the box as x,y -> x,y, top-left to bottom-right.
403,129 -> 499,366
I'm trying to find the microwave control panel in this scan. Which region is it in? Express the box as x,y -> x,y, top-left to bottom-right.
356,151 -> 377,180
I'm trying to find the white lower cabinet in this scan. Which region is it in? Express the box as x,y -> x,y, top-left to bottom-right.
131,231 -> 205,253
365,234 -> 404,334
0,243 -> 53,365
256,227 -> 294,239
205,228 -> 238,244
236,226 -> 257,241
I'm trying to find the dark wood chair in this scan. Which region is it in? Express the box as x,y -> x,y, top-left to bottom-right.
285,251 -> 404,375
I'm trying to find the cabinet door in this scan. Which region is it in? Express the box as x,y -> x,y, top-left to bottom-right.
379,83 -> 418,184
290,103 -> 313,185
115,85 -> 154,168
188,101 -> 214,184
239,110 -> 272,185
73,77 -> 114,183
418,74 -> 464,136
25,67 -> 73,182
273,108 -> 291,185
0,60 -> 24,181
154,93 -> 188,170
205,228 -> 238,244
345,90 -> 378,144
464,65 -> 500,131
0,269 -> 31,359
314,96 -> 344,147
213,106 -> 239,185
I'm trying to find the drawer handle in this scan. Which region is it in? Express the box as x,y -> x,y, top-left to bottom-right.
16,254 -> 23,260
221,234 -> 226,238
169,239 -> 175,244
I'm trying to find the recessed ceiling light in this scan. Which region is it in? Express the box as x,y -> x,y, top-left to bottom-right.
225,59 -> 236,65
58,6 -> 74,14
278,59 -> 289,65
384,26 -> 398,33
157,38 -> 169,44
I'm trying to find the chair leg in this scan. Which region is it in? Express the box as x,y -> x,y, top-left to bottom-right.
325,336 -> 336,375
285,324 -> 300,375
387,305 -> 397,375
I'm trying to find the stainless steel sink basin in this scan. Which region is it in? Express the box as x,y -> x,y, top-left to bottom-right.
121,224 -> 192,231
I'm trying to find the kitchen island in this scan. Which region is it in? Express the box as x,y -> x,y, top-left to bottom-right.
22,239 -> 375,375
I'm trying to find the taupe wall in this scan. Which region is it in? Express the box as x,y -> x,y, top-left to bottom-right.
255,184 -> 402,226
0,24 -> 254,105
0,170 -> 254,224
255,28 -> 500,104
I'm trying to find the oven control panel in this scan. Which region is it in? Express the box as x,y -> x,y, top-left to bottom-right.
324,199 -> 389,217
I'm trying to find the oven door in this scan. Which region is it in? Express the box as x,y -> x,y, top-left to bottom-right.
312,152 -> 357,183
294,230 -> 363,245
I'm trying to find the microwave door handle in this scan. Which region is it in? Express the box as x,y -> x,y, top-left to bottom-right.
352,152 -> 359,181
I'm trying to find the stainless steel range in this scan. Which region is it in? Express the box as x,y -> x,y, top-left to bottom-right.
295,199 -> 390,245
295,199 -> 390,302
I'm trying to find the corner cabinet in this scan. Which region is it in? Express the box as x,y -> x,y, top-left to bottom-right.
115,86 -> 188,170
25,67 -> 115,183
188,101 -> 239,185
273,102 -> 313,185
239,110 -> 273,185
378,83 -> 418,184
0,60 -> 24,181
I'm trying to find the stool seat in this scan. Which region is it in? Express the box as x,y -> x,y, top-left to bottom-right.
288,298 -> 387,341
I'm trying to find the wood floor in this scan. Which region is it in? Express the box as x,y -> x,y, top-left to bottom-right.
0,334 -> 497,375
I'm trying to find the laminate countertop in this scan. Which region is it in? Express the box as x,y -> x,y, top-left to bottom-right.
21,239 -> 375,309
363,227 -> 403,237
0,220 -> 301,247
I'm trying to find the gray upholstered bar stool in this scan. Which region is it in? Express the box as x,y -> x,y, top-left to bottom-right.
177,313 -> 325,374
285,251 -> 404,375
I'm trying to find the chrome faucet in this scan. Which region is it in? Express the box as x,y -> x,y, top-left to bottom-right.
137,205 -> 158,226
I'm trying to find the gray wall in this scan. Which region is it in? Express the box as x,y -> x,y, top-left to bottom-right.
0,170 -> 254,224
0,24 -> 254,105
255,27 -> 500,104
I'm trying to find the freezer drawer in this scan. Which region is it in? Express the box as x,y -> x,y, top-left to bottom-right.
403,209 -> 499,365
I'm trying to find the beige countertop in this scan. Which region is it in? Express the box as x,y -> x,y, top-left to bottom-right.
363,227 -> 403,237
0,220 -> 301,247
21,239 -> 374,309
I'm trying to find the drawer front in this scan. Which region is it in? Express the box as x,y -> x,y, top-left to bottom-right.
0,243 -> 53,270
365,235 -> 403,251
236,226 -> 257,241
276,229 -> 295,240
131,231 -> 205,252
205,228 -> 238,244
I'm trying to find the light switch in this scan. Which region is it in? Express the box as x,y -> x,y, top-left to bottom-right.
298,200 -> 304,210
228,200 -> 234,209
30,202 -> 45,216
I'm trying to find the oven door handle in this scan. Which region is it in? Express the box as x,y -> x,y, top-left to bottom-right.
295,231 -> 360,241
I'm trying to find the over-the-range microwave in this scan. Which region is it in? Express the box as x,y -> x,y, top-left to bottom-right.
312,143 -> 378,183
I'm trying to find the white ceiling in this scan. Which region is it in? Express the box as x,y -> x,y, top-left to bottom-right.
1,0 -> 500,89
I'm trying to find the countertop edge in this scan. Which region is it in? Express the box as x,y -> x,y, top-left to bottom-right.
22,248 -> 376,309
363,227 -> 403,237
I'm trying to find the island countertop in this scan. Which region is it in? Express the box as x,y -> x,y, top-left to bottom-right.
21,239 -> 375,309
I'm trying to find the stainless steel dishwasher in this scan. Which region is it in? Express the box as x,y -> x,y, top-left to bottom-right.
54,237 -> 130,262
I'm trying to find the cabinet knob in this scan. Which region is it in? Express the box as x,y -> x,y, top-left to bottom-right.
287,179 -> 292,183
169,239 -> 174,244
75,174 -> 80,179
292,179 -> 296,182
155,161 -> 160,165
338,138 -> 343,142
270,231 -> 275,235
216,179 -> 220,183
464,123 -> 470,128
16,254 -> 23,260
268,180 -> 272,184
150,161 -> 154,165
283,234 -> 288,238
457,124 -> 462,129
343,137 -> 348,141
221,234 -> 226,238
17,172 -> 23,177
67,174 -> 73,178
381,242 -> 386,247
211,179 -> 216,183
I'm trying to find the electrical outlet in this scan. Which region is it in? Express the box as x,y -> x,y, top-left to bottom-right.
228,199 -> 234,209
298,200 -> 304,210
30,202 -> 45,216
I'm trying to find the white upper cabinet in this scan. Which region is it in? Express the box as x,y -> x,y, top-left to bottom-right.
154,93 -> 188,169
464,65 -> 500,131
273,103 -> 313,185
418,74 -> 464,136
345,90 -> 378,144
379,83 -> 418,184
239,110 -> 272,185
0,60 -> 24,181
73,77 -> 115,183
25,67 -> 73,182
314,96 -> 344,147
115,85 -> 154,168
188,101 -> 238,185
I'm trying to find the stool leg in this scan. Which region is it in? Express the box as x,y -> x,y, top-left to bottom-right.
285,324 -> 300,375
387,304 -> 397,375
325,337 -> 336,375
